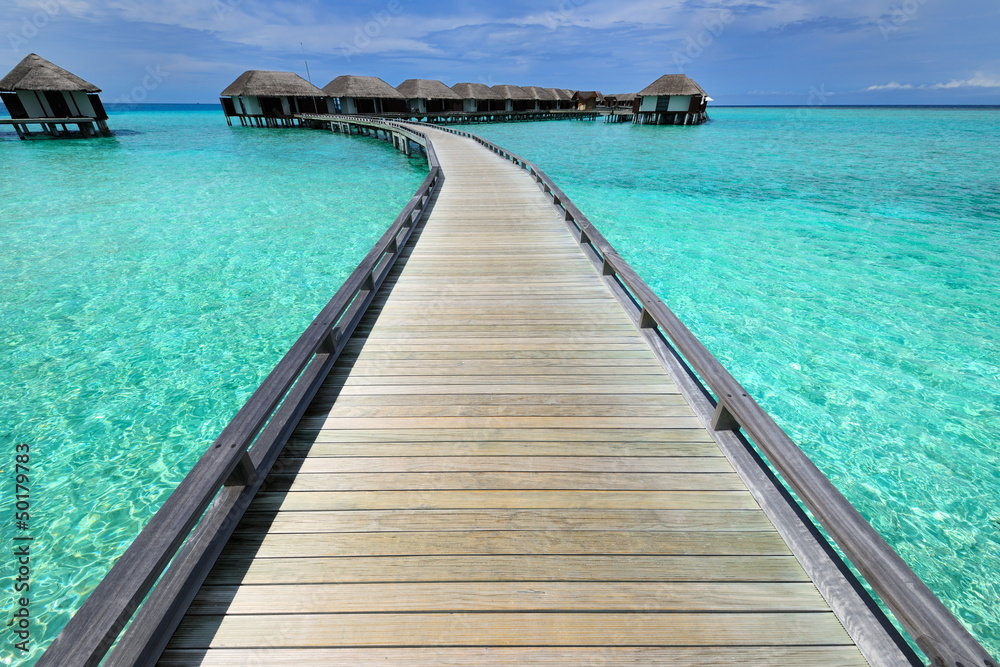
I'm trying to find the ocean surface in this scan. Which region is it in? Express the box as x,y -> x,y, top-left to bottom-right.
1,106 -> 998,662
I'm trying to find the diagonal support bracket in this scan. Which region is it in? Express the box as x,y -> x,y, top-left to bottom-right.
711,399 -> 741,432
224,451 -> 258,487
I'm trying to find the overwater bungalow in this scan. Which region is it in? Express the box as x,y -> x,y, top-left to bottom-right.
451,82 -> 504,112
572,90 -> 603,111
491,84 -> 533,112
323,75 -> 406,115
396,79 -> 462,114
219,70 -> 327,127
547,88 -> 574,110
522,86 -> 558,111
605,93 -> 637,109
635,74 -> 709,125
0,53 -> 110,138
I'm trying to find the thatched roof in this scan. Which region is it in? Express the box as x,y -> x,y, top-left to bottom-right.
0,53 -> 100,92
572,90 -> 602,101
323,75 -> 404,99
547,88 -> 573,101
451,82 -> 501,100
491,84 -> 531,100
221,70 -> 323,97
637,74 -> 707,97
396,79 -> 461,100
522,86 -> 557,101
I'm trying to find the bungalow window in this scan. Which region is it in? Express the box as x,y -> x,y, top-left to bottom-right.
44,90 -> 72,117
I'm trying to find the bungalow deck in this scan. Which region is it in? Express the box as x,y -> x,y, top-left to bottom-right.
0,116 -> 110,139
36,120 -> 995,667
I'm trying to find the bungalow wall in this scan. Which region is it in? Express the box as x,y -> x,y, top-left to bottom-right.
2,90 -> 100,119
640,95 -> 695,113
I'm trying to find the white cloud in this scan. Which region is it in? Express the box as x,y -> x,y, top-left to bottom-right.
929,73 -> 1000,89
865,73 -> 1000,92
865,81 -> 913,91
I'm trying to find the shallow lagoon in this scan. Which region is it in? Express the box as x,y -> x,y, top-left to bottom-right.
1,106 -> 997,661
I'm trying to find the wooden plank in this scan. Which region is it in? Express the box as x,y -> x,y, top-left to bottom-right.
281,441 -> 722,458
241,509 -> 775,533
264,472 -> 749,492
166,612 -> 854,649
224,530 -> 793,558
275,456 -> 734,474
302,416 -> 704,430
187,581 -> 830,614
324,376 -> 680,387
310,401 -> 697,418
285,428 -> 714,443
158,646 -> 868,666
203,554 -> 810,585
316,383 -> 685,396
249,490 -> 759,511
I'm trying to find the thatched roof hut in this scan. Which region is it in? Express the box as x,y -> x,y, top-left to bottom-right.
219,70 -> 327,127
546,88 -> 574,109
452,82 -> 503,112
0,53 -> 109,131
491,84 -> 533,112
451,82 -> 501,100
0,53 -> 100,93
604,92 -> 637,108
572,90 -> 602,111
522,86 -> 558,111
221,70 -> 323,97
491,84 -> 531,100
396,79 -> 461,100
323,75 -> 404,100
635,74 -> 709,125
395,79 -> 461,114
323,75 -> 405,115
522,86 -> 556,101
637,74 -> 707,97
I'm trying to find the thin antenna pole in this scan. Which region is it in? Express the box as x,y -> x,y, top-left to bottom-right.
301,42 -> 312,84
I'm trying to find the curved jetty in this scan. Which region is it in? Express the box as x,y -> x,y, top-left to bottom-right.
38,121 -> 995,667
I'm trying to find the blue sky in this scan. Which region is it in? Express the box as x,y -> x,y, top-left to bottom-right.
1,0 -> 998,105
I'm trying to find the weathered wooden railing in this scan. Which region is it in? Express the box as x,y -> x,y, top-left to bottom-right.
36,125 -> 440,667
425,122 -> 996,667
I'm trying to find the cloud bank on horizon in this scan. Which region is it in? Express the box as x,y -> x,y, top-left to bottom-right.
0,0 -> 997,104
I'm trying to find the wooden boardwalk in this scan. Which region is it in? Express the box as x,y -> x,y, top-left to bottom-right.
157,128 -> 867,665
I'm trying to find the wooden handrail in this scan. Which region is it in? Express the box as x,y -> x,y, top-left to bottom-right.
425,122 -> 996,667
37,126 -> 441,667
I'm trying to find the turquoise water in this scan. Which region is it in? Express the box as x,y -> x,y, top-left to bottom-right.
473,108 -> 1000,657
2,107 -> 998,662
0,106 -> 426,665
